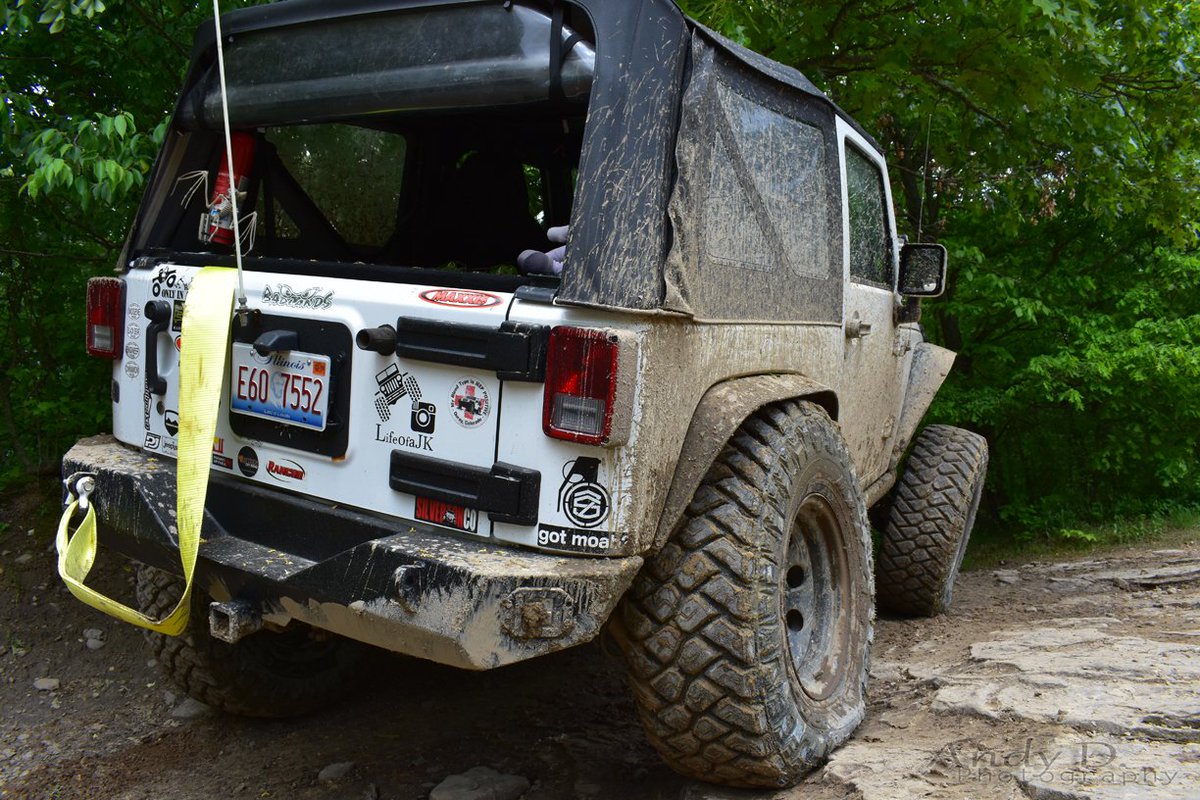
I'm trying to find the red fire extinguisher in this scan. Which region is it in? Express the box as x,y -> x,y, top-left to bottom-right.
201,131 -> 256,246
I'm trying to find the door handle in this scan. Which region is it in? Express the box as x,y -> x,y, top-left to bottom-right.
845,319 -> 873,339
144,300 -> 171,395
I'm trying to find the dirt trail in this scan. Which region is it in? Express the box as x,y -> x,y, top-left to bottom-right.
2,485 -> 1197,800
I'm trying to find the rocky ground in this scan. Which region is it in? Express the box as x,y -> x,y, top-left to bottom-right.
1,480 -> 1197,800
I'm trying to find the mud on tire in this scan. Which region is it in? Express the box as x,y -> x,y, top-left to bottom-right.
875,424 -> 988,617
617,400 -> 873,788
136,565 -> 371,717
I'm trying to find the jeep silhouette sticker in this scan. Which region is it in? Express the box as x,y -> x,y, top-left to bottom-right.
373,364 -> 436,450
450,378 -> 490,428
373,364 -> 434,432
558,458 -> 610,529
150,267 -> 190,300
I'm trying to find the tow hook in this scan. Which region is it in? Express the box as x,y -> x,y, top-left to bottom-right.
63,472 -> 97,512
209,600 -> 263,643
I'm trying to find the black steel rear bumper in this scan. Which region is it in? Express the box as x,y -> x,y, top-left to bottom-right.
62,436 -> 641,670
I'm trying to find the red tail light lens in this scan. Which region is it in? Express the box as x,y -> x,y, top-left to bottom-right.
86,277 -> 126,359
543,327 -> 618,445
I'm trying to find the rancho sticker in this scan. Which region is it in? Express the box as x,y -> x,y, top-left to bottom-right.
266,458 -> 305,483
418,289 -> 501,309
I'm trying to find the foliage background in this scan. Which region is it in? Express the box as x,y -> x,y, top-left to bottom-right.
2,0 -> 1198,542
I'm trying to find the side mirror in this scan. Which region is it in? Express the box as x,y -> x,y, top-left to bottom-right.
898,243 -> 948,297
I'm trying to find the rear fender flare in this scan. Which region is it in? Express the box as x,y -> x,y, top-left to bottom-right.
651,373 -> 838,551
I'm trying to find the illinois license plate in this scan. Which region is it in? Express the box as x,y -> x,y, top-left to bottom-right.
230,342 -> 330,431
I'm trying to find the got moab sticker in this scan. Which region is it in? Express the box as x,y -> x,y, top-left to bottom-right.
537,524 -> 616,554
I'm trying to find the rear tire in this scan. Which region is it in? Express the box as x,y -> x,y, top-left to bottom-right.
136,565 -> 371,717
617,400 -> 873,788
875,424 -> 988,617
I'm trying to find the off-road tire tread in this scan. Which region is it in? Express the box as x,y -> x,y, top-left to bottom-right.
136,565 -> 367,718
875,424 -> 988,617
619,400 -> 873,788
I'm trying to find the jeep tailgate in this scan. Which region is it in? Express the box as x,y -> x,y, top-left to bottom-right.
114,263 -> 525,537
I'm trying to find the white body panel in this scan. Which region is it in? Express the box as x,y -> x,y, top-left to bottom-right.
113,263 -> 640,555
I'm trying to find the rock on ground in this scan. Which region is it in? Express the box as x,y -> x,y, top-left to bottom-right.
1016,737 -> 1200,800
169,697 -> 211,720
318,761 -> 355,782
430,766 -> 530,800
927,621 -> 1200,740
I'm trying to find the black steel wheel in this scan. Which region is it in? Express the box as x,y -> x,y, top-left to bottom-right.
875,424 -> 989,617
618,400 -> 873,788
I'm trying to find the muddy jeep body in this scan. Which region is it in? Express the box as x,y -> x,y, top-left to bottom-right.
64,0 -> 969,786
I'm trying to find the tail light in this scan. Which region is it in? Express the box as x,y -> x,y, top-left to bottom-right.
543,326 -> 618,445
86,277 -> 126,359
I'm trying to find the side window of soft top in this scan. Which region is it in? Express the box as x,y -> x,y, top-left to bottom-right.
846,145 -> 892,287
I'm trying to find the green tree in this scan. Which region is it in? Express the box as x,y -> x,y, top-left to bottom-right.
686,0 -> 1200,534
0,0 -> 260,481
2,0 -> 1198,537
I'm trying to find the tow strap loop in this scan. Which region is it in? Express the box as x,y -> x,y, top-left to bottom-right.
56,267 -> 236,635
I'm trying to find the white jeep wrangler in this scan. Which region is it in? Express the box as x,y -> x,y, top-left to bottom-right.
63,0 -> 987,788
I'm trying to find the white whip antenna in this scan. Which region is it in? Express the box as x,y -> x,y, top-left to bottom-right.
916,113 -> 933,244
211,0 -> 248,312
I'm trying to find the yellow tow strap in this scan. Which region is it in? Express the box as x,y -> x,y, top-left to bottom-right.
56,267 -> 236,635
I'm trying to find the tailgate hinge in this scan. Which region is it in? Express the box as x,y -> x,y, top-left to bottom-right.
393,317 -> 549,382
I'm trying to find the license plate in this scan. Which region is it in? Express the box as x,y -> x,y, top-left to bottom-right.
230,342 -> 330,431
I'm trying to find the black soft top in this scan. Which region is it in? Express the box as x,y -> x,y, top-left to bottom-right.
155,0 -> 880,313
196,0 -> 876,147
